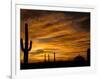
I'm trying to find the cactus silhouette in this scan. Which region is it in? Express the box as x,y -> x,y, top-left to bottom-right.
44,53 -> 46,63
48,54 -> 50,62
21,23 -> 32,64
54,52 -> 56,62
87,48 -> 90,65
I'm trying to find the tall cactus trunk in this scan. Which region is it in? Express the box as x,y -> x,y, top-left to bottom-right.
87,48 -> 90,65
21,23 -> 32,65
44,53 -> 46,63
24,24 -> 28,64
48,54 -> 50,62
54,52 -> 56,62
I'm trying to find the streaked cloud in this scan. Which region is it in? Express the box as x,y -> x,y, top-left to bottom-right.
20,9 -> 90,63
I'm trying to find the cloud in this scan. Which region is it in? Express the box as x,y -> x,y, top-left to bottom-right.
20,9 -> 90,62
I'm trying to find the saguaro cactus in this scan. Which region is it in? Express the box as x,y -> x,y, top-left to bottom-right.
87,48 -> 90,65
44,53 -> 46,63
54,52 -> 56,62
48,54 -> 50,62
21,23 -> 32,64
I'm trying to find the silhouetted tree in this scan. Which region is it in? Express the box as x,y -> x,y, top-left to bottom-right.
21,23 -> 32,65
74,55 -> 86,66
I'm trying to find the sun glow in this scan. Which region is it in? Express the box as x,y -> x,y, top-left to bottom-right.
20,9 -> 90,64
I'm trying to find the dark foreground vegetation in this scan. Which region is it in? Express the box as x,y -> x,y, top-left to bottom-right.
21,55 -> 90,70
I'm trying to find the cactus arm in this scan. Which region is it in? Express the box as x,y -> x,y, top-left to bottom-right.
28,40 -> 32,51
20,38 -> 25,51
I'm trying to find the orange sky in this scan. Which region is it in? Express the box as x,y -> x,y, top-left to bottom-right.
20,9 -> 90,63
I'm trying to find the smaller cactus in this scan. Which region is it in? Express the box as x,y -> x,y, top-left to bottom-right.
48,54 -> 50,62
87,48 -> 90,65
54,52 -> 56,62
44,53 -> 46,63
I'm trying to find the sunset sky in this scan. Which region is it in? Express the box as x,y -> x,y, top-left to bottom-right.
20,9 -> 90,63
